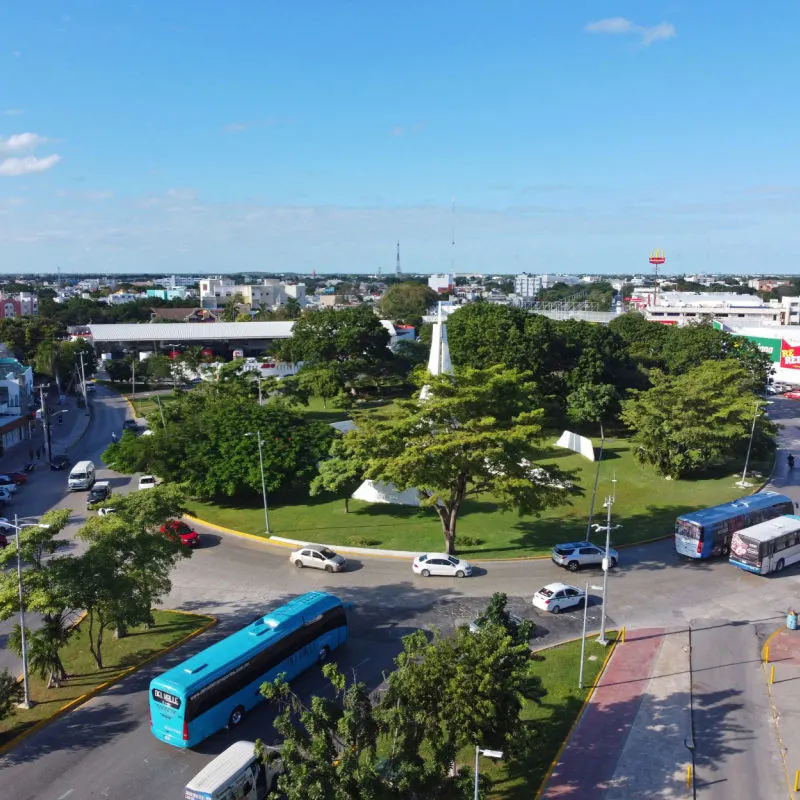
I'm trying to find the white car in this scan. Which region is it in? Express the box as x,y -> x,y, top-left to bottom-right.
412,553 -> 473,578
551,541 -> 619,572
138,475 -> 157,490
0,486 -> 14,502
98,507 -> 116,516
290,544 -> 347,573
0,478 -> 18,494
532,582 -> 586,614
0,517 -> 14,533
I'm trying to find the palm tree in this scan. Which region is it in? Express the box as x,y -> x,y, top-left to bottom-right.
8,613 -> 72,688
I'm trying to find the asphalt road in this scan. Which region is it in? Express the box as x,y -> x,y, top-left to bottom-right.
3,391 -> 800,799
691,620 -> 786,799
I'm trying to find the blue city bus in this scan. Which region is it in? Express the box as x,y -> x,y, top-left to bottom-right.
674,491 -> 794,559
149,592 -> 349,748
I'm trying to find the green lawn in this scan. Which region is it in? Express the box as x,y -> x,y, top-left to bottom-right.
187,438 -> 768,559
129,391 -> 180,419
0,609 -> 213,749
478,633 -> 619,799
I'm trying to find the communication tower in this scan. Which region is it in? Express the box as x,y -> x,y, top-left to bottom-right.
395,241 -> 402,278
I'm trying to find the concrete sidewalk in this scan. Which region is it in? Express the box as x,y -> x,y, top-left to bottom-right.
541,628 -> 693,799
760,624 -> 800,799
0,393 -> 92,475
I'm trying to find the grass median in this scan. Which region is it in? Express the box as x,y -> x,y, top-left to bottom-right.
188,439 -> 766,559
482,633 -> 619,799
0,609 -> 214,750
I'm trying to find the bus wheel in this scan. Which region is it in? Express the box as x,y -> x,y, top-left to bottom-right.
228,705 -> 245,728
318,645 -> 330,663
777,558 -> 786,572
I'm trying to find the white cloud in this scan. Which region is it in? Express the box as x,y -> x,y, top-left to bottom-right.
0,154 -> 62,176
0,132 -> 49,154
585,17 -> 676,46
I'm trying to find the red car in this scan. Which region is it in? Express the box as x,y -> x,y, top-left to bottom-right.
160,519 -> 200,547
9,472 -> 28,485
785,390 -> 800,400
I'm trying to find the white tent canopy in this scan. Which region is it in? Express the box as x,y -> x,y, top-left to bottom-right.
351,479 -> 421,507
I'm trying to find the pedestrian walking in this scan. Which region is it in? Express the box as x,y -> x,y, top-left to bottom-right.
789,454 -> 795,470
111,432 -> 118,444
29,447 -> 34,461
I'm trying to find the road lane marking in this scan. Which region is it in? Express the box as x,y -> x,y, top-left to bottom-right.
57,791 -> 74,799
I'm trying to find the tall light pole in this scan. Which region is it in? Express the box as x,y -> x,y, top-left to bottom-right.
593,477 -> 620,647
78,351 -> 89,410
245,431 -> 271,534
474,746 -> 503,799
579,583 -> 604,689
585,425 -> 605,541
738,400 -> 764,488
11,516 -> 51,709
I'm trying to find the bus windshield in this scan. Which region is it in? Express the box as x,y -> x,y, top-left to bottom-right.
676,520 -> 702,540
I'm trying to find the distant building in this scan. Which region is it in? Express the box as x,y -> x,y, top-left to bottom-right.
199,276 -> 288,310
428,274 -> 454,295
146,287 -> 188,301
105,291 -> 141,305
748,278 -> 791,293
285,283 -> 307,305
0,349 -> 34,451
635,291 -> 791,327
0,291 -> 38,318
513,273 -> 581,298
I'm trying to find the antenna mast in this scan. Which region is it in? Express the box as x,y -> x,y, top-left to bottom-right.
450,197 -> 455,273
395,240 -> 402,278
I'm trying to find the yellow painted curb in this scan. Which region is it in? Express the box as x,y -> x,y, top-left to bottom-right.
120,392 -> 137,417
534,632 -> 620,800
760,624 -> 795,798
0,611 -> 216,756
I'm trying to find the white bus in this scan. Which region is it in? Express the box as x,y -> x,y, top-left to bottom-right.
185,741 -> 283,800
729,515 -> 800,575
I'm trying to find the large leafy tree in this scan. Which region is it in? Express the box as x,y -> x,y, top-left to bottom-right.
620,359 -> 772,478
62,485 -> 190,665
103,383 -> 334,500
379,282 -> 438,326
0,510 -> 73,686
0,669 -> 23,721
314,365 -> 575,554
281,306 -> 391,372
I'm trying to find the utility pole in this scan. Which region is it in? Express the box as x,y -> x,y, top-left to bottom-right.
131,358 -> 136,400
14,513 -> 32,709
155,394 -> 167,434
597,477 -> 618,646
38,384 -> 52,462
78,351 -> 89,410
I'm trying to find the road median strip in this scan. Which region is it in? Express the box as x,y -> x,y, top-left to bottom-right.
0,608 -> 215,755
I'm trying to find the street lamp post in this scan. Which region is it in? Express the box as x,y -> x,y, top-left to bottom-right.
11,516 -> 51,709
593,480 -> 620,646
245,431 -> 271,534
738,400 -> 764,488
579,583 -> 604,689
474,746 -> 503,799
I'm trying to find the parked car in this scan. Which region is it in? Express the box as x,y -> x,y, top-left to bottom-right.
8,472 -> 29,484
785,390 -> 800,400
412,553 -> 473,578
0,486 -> 14,503
0,476 -> 19,493
160,519 -> 200,547
0,517 -> 13,533
98,507 -> 116,517
532,583 -> 586,614
551,541 -> 619,572
138,475 -> 157,490
50,454 -> 70,471
290,544 -> 347,573
123,419 -> 139,431
87,481 -> 112,505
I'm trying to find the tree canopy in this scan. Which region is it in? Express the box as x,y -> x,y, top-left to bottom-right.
313,365 -> 576,554
379,282 -> 438,326
620,359 -> 772,478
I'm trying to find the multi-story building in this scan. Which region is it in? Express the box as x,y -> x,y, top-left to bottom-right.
428,274 -> 454,295
634,291 -> 796,327
0,291 -> 39,317
285,283 -> 307,305
199,276 -> 288,310
513,273 -> 581,298
146,287 -> 188,301
0,349 -> 34,451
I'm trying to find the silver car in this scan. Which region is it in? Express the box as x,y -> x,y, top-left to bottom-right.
290,544 -> 347,573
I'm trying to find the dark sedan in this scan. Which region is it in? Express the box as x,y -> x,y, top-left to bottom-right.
50,454 -> 70,471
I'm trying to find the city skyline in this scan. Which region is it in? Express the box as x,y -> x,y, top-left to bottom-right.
2,2 -> 800,275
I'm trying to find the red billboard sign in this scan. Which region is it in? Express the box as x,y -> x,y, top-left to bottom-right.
780,339 -> 800,370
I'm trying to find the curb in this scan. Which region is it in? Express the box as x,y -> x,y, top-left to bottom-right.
0,610 -> 216,756
534,631 -> 620,800
760,624 -> 795,799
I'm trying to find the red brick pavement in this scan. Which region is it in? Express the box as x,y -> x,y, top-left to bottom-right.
541,628 -> 666,798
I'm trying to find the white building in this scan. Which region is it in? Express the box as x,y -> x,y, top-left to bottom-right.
514,273 -> 581,298
200,277 -> 288,310
428,274 -> 453,295
106,291 -> 141,305
285,283 -> 307,305
637,291 -> 791,326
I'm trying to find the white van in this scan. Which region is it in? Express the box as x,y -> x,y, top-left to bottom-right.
68,460 -> 96,491
185,740 -> 283,800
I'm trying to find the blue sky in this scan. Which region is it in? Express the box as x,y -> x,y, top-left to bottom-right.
1,1 -> 799,275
